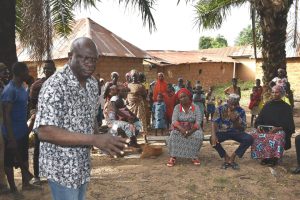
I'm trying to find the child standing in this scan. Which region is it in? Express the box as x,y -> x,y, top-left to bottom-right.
164,84 -> 176,129
248,86 -> 261,127
152,93 -> 167,135
192,84 -> 205,128
205,87 -> 215,122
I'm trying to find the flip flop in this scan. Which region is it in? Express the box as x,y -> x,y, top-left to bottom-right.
221,162 -> 231,169
291,167 -> 300,174
231,162 -> 240,170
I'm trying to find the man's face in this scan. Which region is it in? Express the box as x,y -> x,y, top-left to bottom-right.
255,79 -> 260,86
69,44 -> 98,80
232,79 -> 237,86
21,68 -> 30,82
0,68 -> 10,84
278,69 -> 284,78
43,64 -> 55,78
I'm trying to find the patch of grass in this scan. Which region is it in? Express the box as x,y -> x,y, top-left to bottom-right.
212,80 -> 255,107
186,183 -> 198,193
213,176 -> 230,185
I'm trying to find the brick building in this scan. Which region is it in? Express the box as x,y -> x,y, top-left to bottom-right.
17,18 -> 150,82
145,46 -> 256,90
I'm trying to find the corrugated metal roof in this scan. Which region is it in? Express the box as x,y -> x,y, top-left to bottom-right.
17,18 -> 150,61
146,47 -> 245,66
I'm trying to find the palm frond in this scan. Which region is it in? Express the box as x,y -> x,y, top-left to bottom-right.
118,0 -> 156,32
17,0 -> 53,61
72,0 -> 99,9
15,0 -> 22,34
194,0 -> 247,30
50,0 -> 74,37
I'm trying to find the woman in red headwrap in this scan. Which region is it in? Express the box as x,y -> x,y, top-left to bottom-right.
153,72 -> 168,102
166,88 -> 203,167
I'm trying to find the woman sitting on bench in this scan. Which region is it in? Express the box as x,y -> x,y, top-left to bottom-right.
250,85 -> 295,166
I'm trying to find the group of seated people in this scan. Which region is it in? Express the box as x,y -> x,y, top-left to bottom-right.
167,85 -> 297,171
98,69 -> 299,172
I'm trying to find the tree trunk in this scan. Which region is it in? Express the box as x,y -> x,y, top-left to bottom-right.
0,0 -> 17,71
256,0 -> 293,84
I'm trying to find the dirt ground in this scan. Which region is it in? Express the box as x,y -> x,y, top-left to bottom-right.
2,106 -> 300,200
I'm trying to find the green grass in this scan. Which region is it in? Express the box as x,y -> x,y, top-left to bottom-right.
212,80 -> 254,107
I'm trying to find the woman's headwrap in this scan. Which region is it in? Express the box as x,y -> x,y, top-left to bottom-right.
227,94 -> 240,105
272,85 -> 285,97
111,72 -> 119,77
176,88 -> 192,100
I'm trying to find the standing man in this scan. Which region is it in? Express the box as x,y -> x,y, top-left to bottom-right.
210,94 -> 253,170
2,62 -> 32,192
29,60 -> 56,184
224,78 -> 241,98
0,63 -> 9,194
34,37 -> 128,200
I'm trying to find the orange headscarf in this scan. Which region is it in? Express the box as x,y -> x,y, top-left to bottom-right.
153,73 -> 168,101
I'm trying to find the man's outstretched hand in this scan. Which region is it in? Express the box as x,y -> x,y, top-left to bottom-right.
92,134 -> 129,157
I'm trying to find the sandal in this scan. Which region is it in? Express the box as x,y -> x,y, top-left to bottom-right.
221,162 -> 231,169
260,159 -> 270,165
291,167 -> 300,174
192,159 -> 201,166
167,157 -> 176,167
231,162 -> 240,170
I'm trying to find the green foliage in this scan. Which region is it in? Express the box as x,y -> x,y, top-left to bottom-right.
212,80 -> 254,107
235,24 -> 262,47
194,0 -> 247,29
199,35 -> 228,49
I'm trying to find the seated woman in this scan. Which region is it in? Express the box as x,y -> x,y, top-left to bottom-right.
166,88 -> 203,167
104,85 -> 141,147
250,85 -> 295,166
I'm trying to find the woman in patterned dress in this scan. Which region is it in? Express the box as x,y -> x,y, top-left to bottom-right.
127,70 -> 148,137
166,88 -> 203,167
250,85 -> 295,166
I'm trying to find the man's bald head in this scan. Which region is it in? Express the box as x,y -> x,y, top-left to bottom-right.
68,37 -> 99,83
70,37 -> 98,55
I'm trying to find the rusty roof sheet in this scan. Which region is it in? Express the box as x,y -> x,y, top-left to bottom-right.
146,47 -> 245,66
17,18 -> 150,61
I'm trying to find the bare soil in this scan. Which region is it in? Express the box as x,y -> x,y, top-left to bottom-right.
2,108 -> 300,200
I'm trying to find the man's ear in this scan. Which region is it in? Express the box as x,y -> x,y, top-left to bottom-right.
68,52 -> 72,60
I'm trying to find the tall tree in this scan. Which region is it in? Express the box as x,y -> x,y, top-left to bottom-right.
199,35 -> 228,49
235,24 -> 262,47
194,0 -> 294,84
0,0 -> 17,70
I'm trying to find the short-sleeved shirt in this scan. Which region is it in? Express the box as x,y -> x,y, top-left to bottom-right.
212,104 -> 246,132
1,80 -> 28,139
33,65 -> 98,189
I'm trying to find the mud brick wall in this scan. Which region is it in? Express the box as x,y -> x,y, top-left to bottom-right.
155,62 -> 235,90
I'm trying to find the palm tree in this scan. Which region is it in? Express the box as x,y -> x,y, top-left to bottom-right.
194,0 -> 294,84
0,0 -> 157,70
